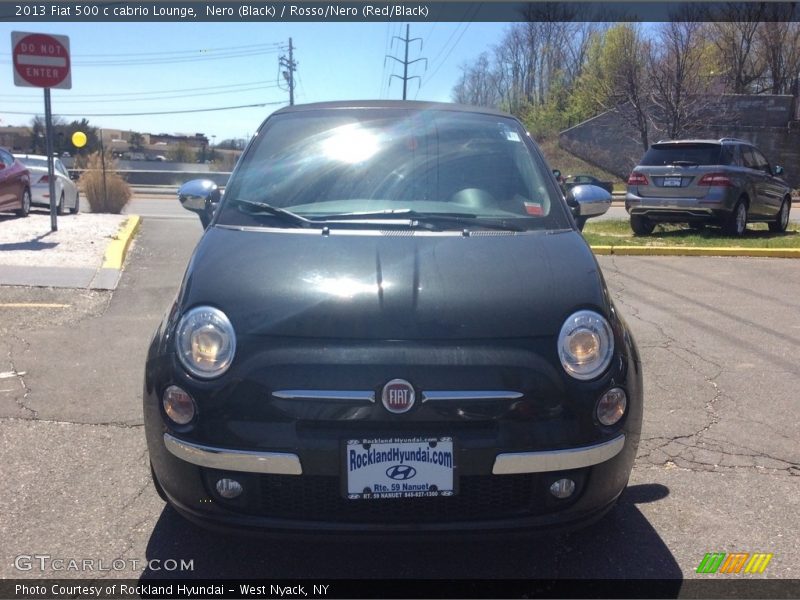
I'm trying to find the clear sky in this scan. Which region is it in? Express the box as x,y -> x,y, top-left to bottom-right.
1,21 -> 509,142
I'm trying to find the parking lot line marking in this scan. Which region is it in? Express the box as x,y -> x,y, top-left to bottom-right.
0,303 -> 71,308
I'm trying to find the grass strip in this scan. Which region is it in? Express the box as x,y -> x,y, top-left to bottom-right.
583,219 -> 800,248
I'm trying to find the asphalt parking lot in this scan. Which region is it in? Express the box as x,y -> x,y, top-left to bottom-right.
0,213 -> 798,589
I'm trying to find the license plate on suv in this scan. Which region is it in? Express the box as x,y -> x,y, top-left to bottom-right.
344,437 -> 455,500
662,176 -> 682,187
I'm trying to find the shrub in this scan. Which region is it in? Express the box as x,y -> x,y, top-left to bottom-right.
78,152 -> 131,214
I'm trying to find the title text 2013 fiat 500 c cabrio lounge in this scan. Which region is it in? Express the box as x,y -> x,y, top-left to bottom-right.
144,101 -> 642,535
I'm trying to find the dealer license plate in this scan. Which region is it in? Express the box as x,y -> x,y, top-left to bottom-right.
344,437 -> 455,500
663,176 -> 682,187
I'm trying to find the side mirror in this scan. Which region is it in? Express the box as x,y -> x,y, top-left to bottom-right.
566,184 -> 612,223
178,179 -> 221,229
552,169 -> 562,181
774,165 -> 784,176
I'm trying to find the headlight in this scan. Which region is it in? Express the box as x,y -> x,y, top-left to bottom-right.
176,306 -> 236,378
558,310 -> 614,380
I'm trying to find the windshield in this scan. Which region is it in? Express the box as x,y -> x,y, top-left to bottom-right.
217,108 -> 569,231
640,144 -> 728,166
15,156 -> 48,168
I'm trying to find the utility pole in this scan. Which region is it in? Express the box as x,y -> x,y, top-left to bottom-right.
386,25 -> 427,100
280,38 -> 297,106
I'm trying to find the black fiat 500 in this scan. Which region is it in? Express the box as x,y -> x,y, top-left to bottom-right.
144,101 -> 641,534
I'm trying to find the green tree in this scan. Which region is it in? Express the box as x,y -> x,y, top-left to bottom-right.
570,24 -> 653,150
168,142 -> 196,163
128,131 -> 145,152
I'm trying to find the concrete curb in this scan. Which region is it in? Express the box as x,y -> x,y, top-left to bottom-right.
591,245 -> 800,258
89,216 -> 142,290
102,215 -> 141,270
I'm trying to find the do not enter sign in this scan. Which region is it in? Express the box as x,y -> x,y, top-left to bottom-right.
12,31 -> 71,89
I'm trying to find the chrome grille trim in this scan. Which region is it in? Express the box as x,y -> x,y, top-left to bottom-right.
421,390 -> 523,402
272,389 -> 376,403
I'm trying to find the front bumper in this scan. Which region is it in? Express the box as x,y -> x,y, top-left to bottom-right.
164,432 -> 625,476
145,329 -> 642,534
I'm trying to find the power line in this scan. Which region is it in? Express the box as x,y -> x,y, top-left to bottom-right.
0,79 -> 281,100
0,47 -> 283,68
78,42 -> 284,58
0,41 -> 285,60
379,23 -> 391,98
1,101 -> 286,117
422,4 -> 481,88
1,84 -> 283,105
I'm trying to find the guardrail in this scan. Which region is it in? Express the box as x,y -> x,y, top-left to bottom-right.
70,169 -> 231,187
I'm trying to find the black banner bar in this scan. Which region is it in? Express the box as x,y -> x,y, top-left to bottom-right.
2,2 -> 799,23
2,579 -> 800,599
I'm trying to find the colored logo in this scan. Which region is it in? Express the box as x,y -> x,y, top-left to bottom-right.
386,464 -> 417,481
382,379 -> 415,414
697,553 -> 773,574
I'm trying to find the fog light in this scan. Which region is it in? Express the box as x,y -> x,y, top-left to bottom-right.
550,478 -> 576,499
162,385 -> 196,425
596,387 -> 627,426
216,478 -> 243,499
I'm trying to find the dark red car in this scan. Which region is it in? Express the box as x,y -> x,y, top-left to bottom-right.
0,147 -> 31,217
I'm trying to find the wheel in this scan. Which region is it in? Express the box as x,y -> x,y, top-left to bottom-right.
768,198 -> 790,233
630,215 -> 655,236
16,188 -> 31,217
723,198 -> 748,236
575,216 -> 587,231
150,462 -> 168,502
57,192 -> 65,216
69,192 -> 80,215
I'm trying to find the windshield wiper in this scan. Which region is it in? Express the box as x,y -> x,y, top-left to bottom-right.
311,209 -> 527,232
232,198 -> 312,228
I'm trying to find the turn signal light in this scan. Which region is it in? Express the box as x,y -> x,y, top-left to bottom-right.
162,385 -> 196,426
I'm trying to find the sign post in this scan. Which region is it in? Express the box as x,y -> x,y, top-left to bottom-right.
11,31 -> 72,232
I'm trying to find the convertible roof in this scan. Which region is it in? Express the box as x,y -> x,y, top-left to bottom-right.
273,100 -> 513,119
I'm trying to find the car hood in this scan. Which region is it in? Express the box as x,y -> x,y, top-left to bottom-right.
178,226 -> 608,340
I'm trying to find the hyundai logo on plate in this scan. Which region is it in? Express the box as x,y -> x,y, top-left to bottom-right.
382,379 -> 415,414
386,464 -> 417,480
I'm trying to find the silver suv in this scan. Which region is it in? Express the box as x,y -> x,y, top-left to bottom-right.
625,138 -> 792,236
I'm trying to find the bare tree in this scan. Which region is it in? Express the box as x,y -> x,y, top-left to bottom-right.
451,53 -> 501,107
575,24 -> 653,150
648,20 -> 719,140
710,4 -> 767,93
755,6 -> 800,95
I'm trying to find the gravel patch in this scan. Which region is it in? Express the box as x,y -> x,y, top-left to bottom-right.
0,213 -> 128,268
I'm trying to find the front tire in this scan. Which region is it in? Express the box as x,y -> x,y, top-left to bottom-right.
69,192 -> 80,215
16,188 -> 31,217
723,198 -> 748,236
768,198 -> 790,233
57,192 -> 65,216
630,215 -> 655,236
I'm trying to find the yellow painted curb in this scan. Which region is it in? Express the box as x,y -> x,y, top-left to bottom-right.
102,215 -> 141,270
591,245 -> 800,258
